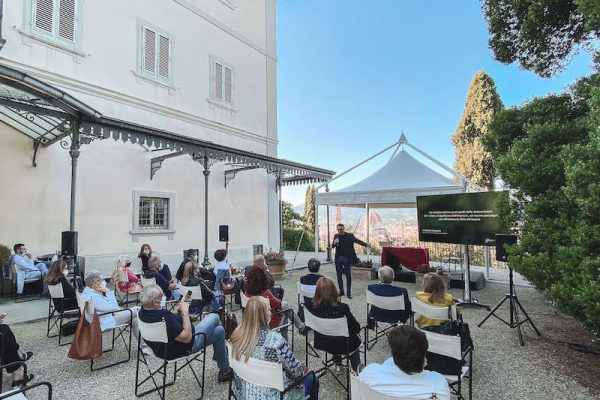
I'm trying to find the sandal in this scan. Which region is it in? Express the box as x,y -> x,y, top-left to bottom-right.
20,351 -> 33,362
12,373 -> 34,387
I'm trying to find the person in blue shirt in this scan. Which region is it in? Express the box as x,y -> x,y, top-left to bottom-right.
12,243 -> 49,295
367,266 -> 411,328
213,249 -> 231,291
145,256 -> 180,301
138,284 -> 233,383
358,326 -> 449,399
332,224 -> 369,299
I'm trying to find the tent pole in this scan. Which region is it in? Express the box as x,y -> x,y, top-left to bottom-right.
314,198 -> 319,259
326,205 -> 331,261
366,203 -> 370,260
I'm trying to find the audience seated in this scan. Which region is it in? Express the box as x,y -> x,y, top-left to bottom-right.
12,243 -> 49,295
415,273 -> 456,328
358,325 -> 450,400
138,284 -> 232,382
230,296 -> 319,399
81,270 -> 140,337
137,244 -> 152,273
177,249 -> 215,285
367,266 -> 411,327
307,277 -> 362,372
0,313 -> 34,387
213,249 -> 231,291
245,255 -> 284,300
145,256 -> 181,301
245,267 -> 305,341
44,259 -> 78,312
180,260 -> 219,314
111,254 -> 142,294
299,258 -> 323,307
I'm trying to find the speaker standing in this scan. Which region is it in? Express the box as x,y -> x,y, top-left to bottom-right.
332,223 -> 369,299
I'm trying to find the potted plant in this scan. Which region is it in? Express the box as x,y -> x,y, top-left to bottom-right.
415,265 -> 450,290
351,259 -> 377,280
0,244 -> 10,278
264,249 -> 287,280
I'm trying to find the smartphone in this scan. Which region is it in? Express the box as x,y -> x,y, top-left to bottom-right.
185,290 -> 193,302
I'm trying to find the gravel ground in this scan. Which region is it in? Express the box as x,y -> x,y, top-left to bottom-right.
5,264 -> 599,399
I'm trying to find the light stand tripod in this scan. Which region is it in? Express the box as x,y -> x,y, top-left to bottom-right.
478,265 -> 541,346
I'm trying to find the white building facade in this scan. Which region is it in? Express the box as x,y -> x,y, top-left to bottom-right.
0,0 -> 331,276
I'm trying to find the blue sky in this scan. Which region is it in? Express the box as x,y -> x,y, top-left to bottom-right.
276,0 -> 595,206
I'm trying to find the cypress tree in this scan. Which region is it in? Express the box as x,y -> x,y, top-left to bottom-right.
451,71 -> 503,190
303,185 -> 316,232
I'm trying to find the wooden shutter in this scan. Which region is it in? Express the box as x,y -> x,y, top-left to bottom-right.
158,35 -> 170,78
224,66 -> 232,104
58,0 -> 76,42
143,28 -> 157,74
34,0 -> 54,34
214,62 -> 223,101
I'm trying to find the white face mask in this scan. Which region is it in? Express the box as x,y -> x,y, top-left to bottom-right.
143,250 -> 150,256
160,296 -> 167,308
100,280 -> 107,289
63,269 -> 69,276
193,255 -> 198,262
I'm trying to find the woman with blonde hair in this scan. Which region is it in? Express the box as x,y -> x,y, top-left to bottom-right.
415,273 -> 455,327
230,296 -> 319,400
180,260 -> 218,314
111,254 -> 142,294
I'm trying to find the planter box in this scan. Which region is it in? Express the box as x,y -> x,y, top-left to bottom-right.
415,272 -> 450,290
351,266 -> 377,281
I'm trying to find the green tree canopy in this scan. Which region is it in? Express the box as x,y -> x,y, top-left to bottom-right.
483,73 -> 600,334
282,201 -> 303,230
451,71 -> 503,190
303,185 -> 316,232
483,0 -> 600,77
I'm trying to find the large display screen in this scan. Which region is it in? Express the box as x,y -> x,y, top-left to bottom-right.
417,191 -> 509,245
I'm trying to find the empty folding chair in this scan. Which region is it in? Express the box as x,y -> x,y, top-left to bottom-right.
227,346 -> 316,400
364,289 -> 412,351
135,319 -> 206,400
76,292 -> 134,371
47,283 -> 80,346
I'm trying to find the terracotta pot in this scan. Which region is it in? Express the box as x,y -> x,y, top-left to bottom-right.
267,261 -> 286,280
351,266 -> 377,281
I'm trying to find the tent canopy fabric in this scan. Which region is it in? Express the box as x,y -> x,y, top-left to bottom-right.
315,150 -> 465,208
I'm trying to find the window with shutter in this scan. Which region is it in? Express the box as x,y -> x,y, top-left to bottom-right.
138,22 -> 173,83
211,59 -> 234,107
31,0 -> 78,45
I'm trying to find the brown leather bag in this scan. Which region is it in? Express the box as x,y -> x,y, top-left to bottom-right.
224,311 -> 238,340
221,279 -> 236,296
68,302 -> 102,360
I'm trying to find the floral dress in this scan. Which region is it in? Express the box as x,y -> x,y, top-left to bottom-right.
233,328 -> 304,400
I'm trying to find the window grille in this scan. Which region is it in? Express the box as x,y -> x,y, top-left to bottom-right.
138,197 -> 169,230
32,0 -> 77,44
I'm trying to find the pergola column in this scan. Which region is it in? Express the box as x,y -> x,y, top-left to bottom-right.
326,185 -> 331,262
68,121 -> 80,231
202,154 -> 211,267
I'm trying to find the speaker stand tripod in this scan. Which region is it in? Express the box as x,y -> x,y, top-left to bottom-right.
478,267 -> 541,346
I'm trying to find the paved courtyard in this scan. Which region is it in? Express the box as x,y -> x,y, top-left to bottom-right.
2,264 -> 598,399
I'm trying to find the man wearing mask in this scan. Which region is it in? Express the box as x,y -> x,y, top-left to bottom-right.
332,224 -> 369,299
145,256 -> 180,301
12,243 -> 49,295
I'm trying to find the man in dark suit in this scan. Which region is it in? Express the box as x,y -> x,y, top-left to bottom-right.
367,266 -> 411,328
332,223 -> 369,299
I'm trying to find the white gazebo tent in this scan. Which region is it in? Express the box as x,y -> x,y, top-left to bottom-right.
314,134 -> 487,302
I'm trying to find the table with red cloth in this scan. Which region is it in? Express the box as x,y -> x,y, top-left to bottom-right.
381,246 -> 429,272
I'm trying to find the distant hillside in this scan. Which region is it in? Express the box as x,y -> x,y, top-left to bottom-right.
293,204 -> 417,224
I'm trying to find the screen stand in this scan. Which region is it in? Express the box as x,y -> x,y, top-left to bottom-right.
457,244 -> 491,310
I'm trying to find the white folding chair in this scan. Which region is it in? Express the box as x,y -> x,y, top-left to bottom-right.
296,282 -> 316,306
76,292 -> 134,371
135,319 -> 206,400
114,270 -> 141,306
227,345 -> 316,400
365,289 -> 412,351
304,307 -> 358,400
46,283 -> 80,346
11,263 -> 42,303
140,276 -> 156,287
350,374 -> 439,400
423,330 -> 472,400
411,297 -> 458,324
240,291 -> 249,310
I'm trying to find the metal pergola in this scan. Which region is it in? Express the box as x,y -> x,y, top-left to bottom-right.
0,63 -> 334,265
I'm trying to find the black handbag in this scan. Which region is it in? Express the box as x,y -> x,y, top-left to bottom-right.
423,320 -> 473,375
60,319 -> 79,337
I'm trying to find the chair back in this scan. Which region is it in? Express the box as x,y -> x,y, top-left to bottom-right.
304,308 -> 349,337
48,283 -> 65,299
366,290 -> 406,311
76,291 -> 93,314
297,282 -> 316,299
141,276 -> 156,287
138,319 -> 169,344
351,374 -> 435,400
227,345 -> 285,392
410,297 -> 457,321
422,330 -> 462,360
117,270 -> 129,283
180,284 -> 203,301
240,291 -> 249,309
